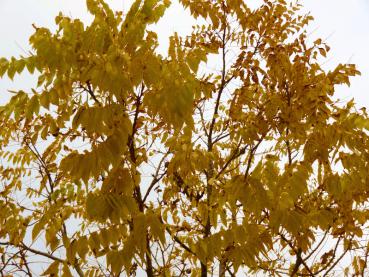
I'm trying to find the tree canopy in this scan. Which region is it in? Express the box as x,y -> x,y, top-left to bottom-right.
0,0 -> 368,276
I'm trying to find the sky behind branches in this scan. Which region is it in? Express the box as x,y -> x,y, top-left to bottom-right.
0,0 -> 368,275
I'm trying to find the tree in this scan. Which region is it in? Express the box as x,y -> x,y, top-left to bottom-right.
0,0 -> 368,276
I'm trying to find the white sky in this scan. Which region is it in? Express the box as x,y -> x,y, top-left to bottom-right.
0,0 -> 368,107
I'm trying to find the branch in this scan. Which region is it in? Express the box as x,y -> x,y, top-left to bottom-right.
303,229 -> 329,261
244,136 -> 264,178
323,240 -> 351,276
165,227 -> 196,257
278,234 -> 314,276
127,83 -> 154,277
20,250 -> 33,277
0,242 -> 64,264
361,243 -> 369,277
216,140 -> 246,179
207,21 -> 228,151
128,84 -> 144,164
291,248 -> 303,276
26,142 -> 54,192
143,152 -> 169,203
86,81 -> 101,105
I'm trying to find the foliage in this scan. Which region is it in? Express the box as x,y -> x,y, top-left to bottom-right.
0,0 -> 368,276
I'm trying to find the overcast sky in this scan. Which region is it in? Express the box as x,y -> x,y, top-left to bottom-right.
0,0 -> 368,107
